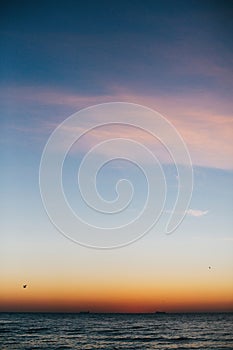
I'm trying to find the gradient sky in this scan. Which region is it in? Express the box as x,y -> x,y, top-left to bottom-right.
0,0 -> 233,312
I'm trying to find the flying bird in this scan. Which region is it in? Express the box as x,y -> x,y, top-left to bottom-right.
23,284 -> 27,288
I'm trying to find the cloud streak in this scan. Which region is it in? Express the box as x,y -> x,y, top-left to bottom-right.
1,85 -> 233,170
165,209 -> 209,218
186,209 -> 209,217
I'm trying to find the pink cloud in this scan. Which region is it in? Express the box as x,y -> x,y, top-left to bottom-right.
2,85 -> 233,170
186,209 -> 209,217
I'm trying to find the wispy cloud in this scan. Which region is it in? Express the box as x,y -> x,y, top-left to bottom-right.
186,209 -> 209,217
165,209 -> 209,217
1,85 -> 233,170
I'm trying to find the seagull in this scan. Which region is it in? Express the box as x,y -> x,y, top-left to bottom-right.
23,284 -> 27,288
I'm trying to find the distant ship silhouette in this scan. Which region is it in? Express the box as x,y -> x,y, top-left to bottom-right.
79,311 -> 90,314
155,311 -> 166,314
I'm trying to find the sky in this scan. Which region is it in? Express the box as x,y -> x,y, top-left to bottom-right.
0,0 -> 233,312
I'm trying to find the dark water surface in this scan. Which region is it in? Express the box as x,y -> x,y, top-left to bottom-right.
0,312 -> 232,349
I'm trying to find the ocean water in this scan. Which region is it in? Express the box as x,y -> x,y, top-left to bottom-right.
0,312 -> 232,349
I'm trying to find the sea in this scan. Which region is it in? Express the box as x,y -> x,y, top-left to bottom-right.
0,312 -> 232,349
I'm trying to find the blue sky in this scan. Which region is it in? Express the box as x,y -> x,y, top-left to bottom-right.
0,0 -> 232,312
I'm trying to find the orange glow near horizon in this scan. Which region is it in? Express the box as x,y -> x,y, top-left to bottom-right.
1,274 -> 233,313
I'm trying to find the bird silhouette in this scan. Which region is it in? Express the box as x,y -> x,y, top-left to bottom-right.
23,284 -> 27,288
